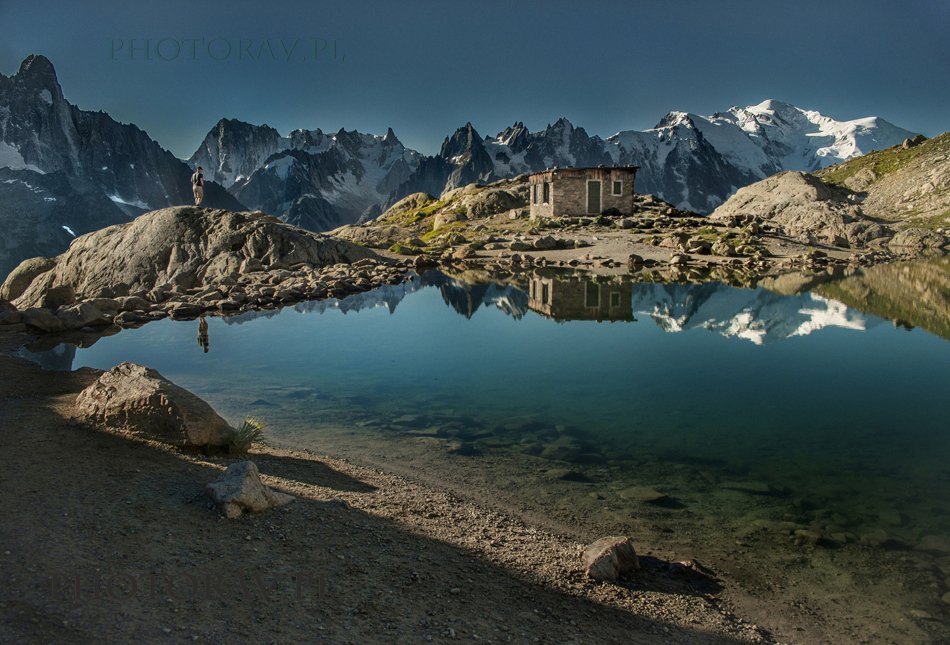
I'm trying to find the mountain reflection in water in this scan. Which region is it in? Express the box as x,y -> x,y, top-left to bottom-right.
225,268 -> 883,345
20,258 -> 950,375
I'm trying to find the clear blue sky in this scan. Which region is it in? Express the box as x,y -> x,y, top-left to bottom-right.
2,0 -> 947,158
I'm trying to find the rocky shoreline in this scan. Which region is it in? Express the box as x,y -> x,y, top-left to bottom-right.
0,345 -> 777,645
0,207 -> 411,337
3,205 -> 942,345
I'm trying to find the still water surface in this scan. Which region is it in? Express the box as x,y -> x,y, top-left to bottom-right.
26,267 -> 950,542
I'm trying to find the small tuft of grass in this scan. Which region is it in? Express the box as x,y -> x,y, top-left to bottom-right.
227,417 -> 266,454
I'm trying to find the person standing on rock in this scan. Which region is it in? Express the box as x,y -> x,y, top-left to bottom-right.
192,166 -> 204,206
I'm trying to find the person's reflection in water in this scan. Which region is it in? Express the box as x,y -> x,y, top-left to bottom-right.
198,316 -> 209,353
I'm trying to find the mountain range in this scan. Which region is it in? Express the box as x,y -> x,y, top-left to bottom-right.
0,54 -> 920,279
0,55 -> 243,278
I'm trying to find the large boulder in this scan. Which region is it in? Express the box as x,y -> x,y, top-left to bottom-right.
206,461 -> 294,518
0,300 -> 20,325
1,256 -> 56,301
583,536 -> 640,582
21,307 -> 67,333
74,362 -> 234,447
456,183 -> 528,219
56,301 -> 111,329
377,192 -> 435,220
40,285 -> 76,310
13,206 -> 378,310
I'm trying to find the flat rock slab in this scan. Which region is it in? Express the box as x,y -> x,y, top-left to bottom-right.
718,480 -> 784,496
583,536 -> 640,582
618,486 -> 669,504
206,461 -> 294,518
74,362 -> 233,447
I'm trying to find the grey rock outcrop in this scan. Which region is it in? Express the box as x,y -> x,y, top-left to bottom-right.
453,182 -> 528,219
1,256 -> 57,301
888,227 -> 948,249
74,362 -> 234,447
205,461 -> 294,518
0,300 -> 19,325
433,210 -> 468,231
583,536 -> 640,582
9,206 -> 377,310
709,171 -> 892,247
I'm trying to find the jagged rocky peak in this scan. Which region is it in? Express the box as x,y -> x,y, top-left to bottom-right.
285,128 -> 326,152
15,54 -> 60,90
441,122 -> 485,160
333,127 -> 366,155
217,117 -> 280,139
382,127 -> 401,147
496,122 -> 530,153
541,117 -> 577,142
189,118 -> 285,188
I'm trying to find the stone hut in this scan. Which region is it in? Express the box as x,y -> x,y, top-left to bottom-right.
528,165 -> 640,220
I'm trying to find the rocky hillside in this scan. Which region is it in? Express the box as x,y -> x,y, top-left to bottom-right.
332,174 -> 706,264
815,132 -> 950,227
4,206 -> 378,312
709,134 -> 950,250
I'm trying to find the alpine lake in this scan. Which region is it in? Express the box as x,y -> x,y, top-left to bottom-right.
22,257 -> 950,635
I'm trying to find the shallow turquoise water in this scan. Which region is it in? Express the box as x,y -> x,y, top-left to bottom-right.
25,269 -> 950,538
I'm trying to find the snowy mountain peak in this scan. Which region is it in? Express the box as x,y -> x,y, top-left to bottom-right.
653,111 -> 698,131
748,99 -> 798,114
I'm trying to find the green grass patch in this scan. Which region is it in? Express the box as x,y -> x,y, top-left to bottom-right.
388,242 -> 419,254
421,221 -> 466,242
419,200 -> 448,216
911,210 -> 950,230
818,132 -> 950,188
